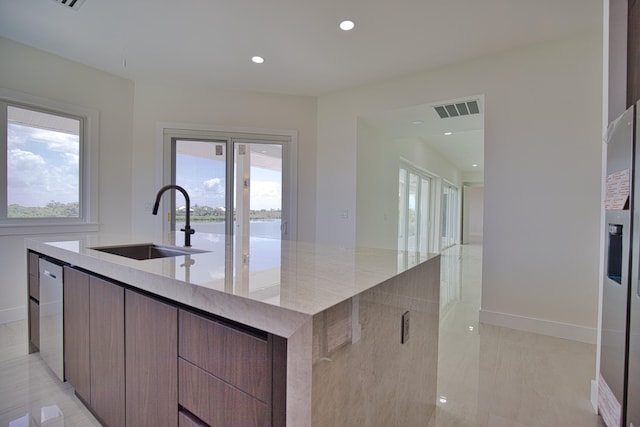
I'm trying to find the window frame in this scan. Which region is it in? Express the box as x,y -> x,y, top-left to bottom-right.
0,88 -> 99,235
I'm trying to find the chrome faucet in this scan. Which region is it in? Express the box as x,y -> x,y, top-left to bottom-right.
152,185 -> 195,247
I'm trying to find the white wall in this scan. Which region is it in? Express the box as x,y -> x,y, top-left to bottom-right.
130,83 -> 318,242
0,38 -> 134,323
466,186 -> 484,244
317,29 -> 603,342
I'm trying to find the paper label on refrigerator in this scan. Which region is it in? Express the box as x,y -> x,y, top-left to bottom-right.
605,168 -> 631,210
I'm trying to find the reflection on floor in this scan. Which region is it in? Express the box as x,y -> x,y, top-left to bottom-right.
0,244 -> 605,426
429,244 -> 605,427
0,321 -> 100,426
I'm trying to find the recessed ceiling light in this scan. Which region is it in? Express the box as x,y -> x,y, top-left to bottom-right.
439,396 -> 447,404
340,20 -> 355,31
444,132 -> 452,136
412,120 -> 423,125
251,56 -> 265,64
472,164 -> 478,167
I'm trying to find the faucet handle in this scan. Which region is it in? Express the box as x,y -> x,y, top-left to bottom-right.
181,226 -> 195,235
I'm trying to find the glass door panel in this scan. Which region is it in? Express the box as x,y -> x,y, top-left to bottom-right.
399,167 -> 432,269
174,139 -> 227,251
407,173 -> 419,252
419,177 -> 430,253
233,142 -> 283,297
441,187 -> 449,249
441,185 -> 459,249
398,169 -> 407,253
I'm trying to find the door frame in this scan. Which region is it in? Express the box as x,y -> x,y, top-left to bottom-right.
156,122 -> 298,240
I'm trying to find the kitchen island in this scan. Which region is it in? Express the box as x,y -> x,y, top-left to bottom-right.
26,232 -> 440,427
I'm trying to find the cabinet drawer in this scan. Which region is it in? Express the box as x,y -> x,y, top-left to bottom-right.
178,309 -> 269,400
29,274 -> 39,301
179,358 -> 267,427
179,410 -> 207,427
29,299 -> 39,349
28,252 -> 39,277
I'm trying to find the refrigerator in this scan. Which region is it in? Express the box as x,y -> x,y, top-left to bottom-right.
601,101 -> 640,427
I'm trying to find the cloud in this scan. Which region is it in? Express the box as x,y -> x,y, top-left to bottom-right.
8,149 -> 48,187
203,178 -> 224,195
250,181 -> 281,210
65,152 -> 79,163
7,145 -> 79,206
9,124 -> 79,154
33,130 -> 79,154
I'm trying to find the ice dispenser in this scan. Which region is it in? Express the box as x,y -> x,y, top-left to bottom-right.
608,223 -> 623,284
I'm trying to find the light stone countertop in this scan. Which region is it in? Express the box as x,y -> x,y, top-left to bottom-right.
25,232 -> 436,337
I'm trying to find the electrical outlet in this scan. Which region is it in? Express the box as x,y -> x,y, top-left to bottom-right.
401,311 -> 410,344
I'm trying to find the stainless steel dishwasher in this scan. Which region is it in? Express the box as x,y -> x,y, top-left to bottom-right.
39,258 -> 64,381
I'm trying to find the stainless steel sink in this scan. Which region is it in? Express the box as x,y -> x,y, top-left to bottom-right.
90,243 -> 209,260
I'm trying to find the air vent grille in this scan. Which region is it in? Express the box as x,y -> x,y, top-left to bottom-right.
434,100 -> 480,119
51,0 -> 86,10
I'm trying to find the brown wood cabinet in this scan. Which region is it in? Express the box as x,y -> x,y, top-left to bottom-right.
629,0 -> 640,105
59,262 -> 286,427
125,289 -> 178,427
63,267 -> 126,427
178,309 -> 287,427
90,275 -> 125,427
28,252 -> 39,352
63,267 -> 91,403
179,358 -> 267,427
28,299 -> 39,351
179,309 -> 269,400
28,252 -> 39,299
179,411 -> 207,427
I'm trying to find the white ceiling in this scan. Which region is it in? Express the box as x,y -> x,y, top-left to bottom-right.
361,97 -> 485,174
0,0 -> 601,176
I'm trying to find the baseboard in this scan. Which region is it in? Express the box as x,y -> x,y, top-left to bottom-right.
0,305 -> 26,324
478,309 -> 597,344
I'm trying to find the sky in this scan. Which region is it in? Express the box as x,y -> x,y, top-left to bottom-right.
176,153 -> 281,211
7,124 -> 79,207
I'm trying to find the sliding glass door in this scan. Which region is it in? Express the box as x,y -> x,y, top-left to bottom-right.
398,167 -> 431,255
174,138 -> 228,242
441,184 -> 459,249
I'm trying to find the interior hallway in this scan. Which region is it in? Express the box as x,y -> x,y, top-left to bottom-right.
429,244 -> 605,426
0,244 -> 606,426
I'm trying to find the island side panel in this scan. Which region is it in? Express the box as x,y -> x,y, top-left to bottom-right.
311,255 -> 440,427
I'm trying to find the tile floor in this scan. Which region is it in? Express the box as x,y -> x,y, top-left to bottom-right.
0,244 -> 605,426
428,244 -> 605,427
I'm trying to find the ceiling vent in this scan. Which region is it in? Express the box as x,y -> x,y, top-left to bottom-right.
51,0 -> 86,10
433,100 -> 480,119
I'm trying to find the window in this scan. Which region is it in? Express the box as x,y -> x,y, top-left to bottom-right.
0,89 -> 98,234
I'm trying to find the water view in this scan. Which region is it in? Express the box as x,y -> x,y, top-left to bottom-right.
178,219 -> 282,273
